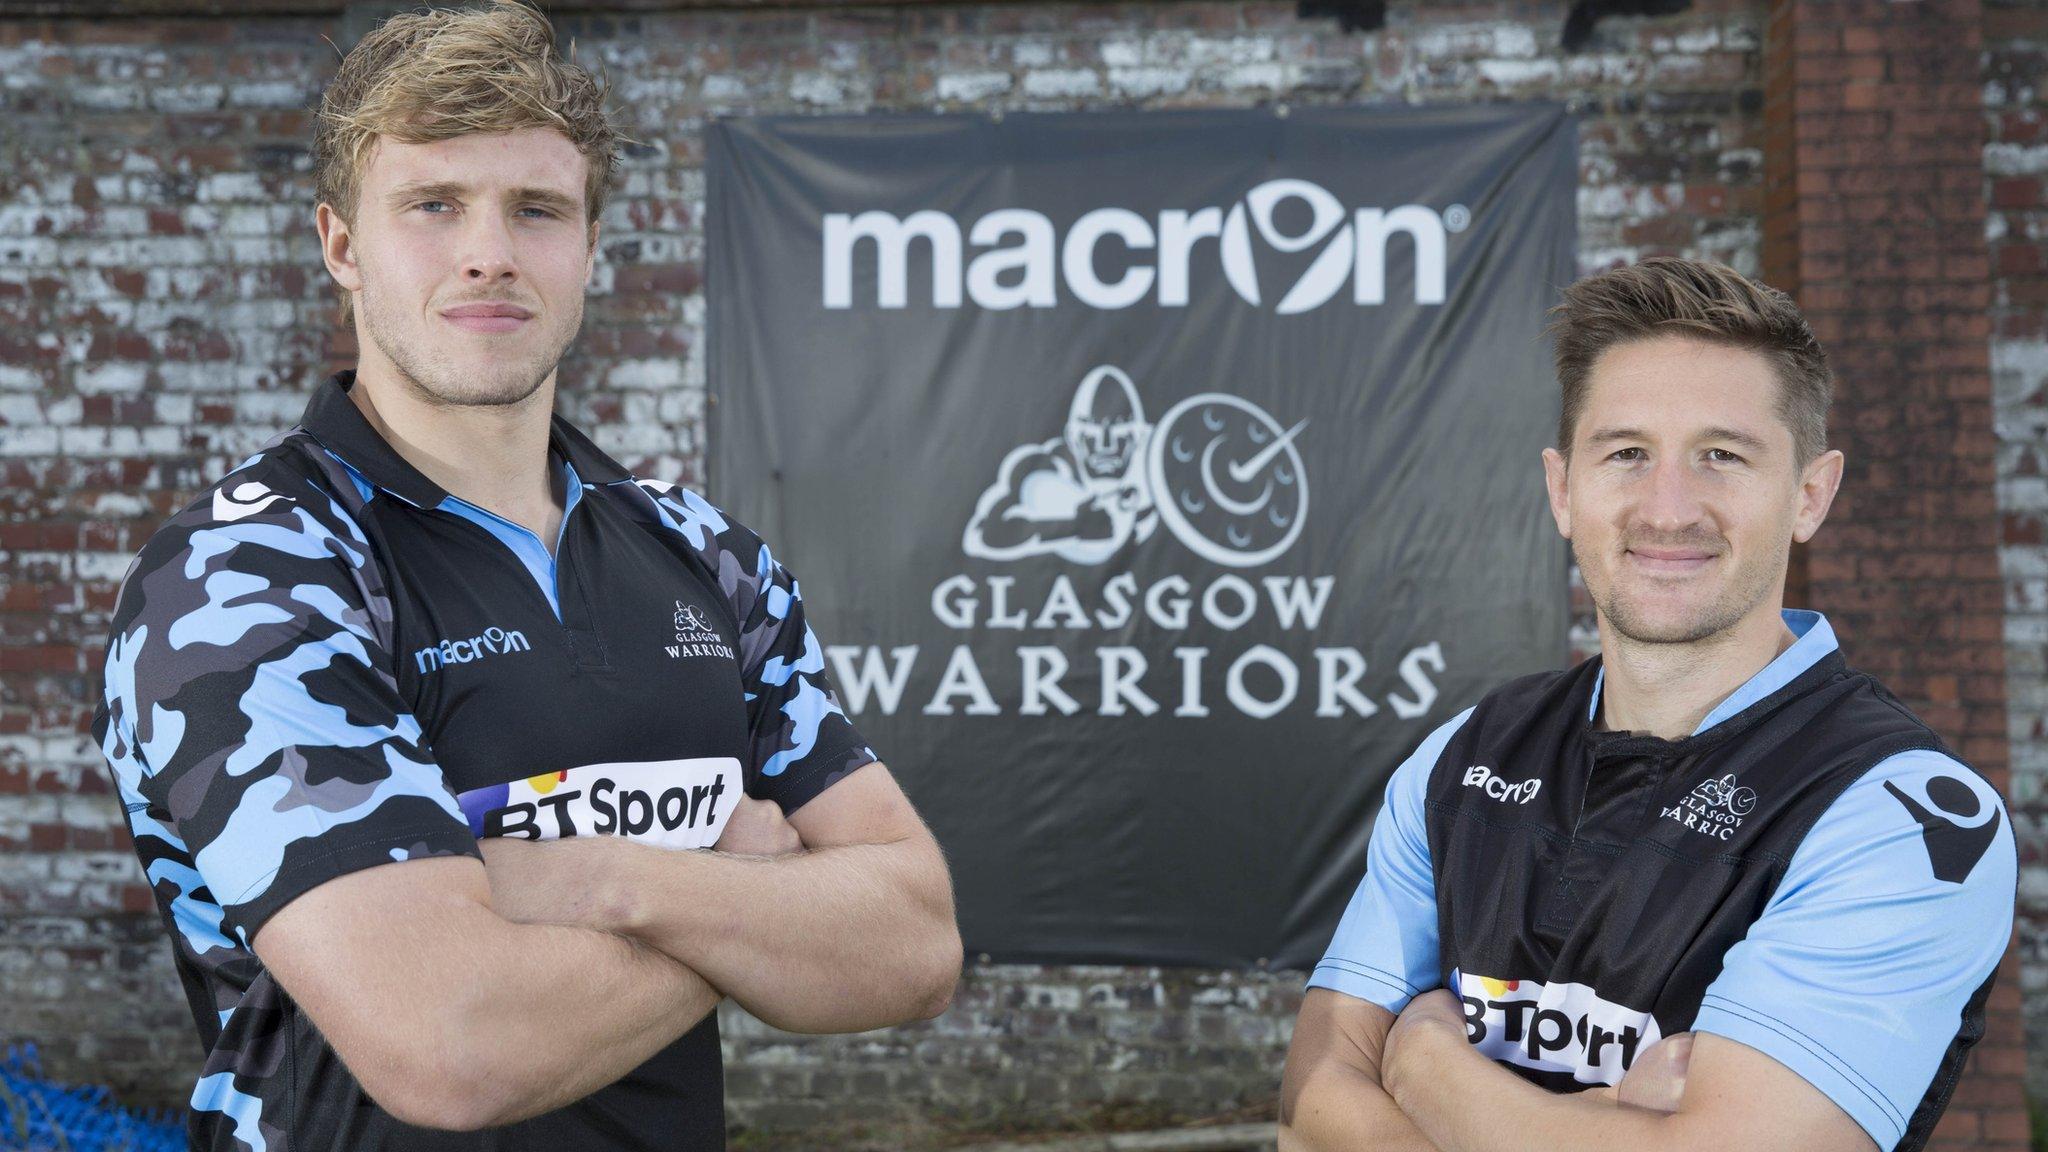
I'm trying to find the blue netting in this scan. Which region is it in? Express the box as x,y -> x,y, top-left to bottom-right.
0,1045 -> 184,1152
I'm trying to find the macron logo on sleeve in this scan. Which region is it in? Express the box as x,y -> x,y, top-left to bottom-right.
212,481 -> 296,523
1884,773 -> 2003,884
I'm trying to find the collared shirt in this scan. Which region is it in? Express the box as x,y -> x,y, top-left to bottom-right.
95,371 -> 877,1151
1309,610 -> 2016,1151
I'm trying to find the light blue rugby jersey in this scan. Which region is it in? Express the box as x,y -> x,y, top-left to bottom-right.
1308,609 -> 2017,1151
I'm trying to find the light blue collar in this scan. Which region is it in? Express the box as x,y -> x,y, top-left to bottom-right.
1588,609 -> 1836,736
428,457 -> 586,621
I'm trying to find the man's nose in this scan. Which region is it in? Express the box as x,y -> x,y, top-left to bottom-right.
1634,456 -> 1708,531
458,210 -> 519,284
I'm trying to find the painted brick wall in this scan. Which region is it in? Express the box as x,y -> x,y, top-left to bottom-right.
0,0 -> 1804,1138
1986,0 -> 2048,1119
1768,2 -> 2027,1146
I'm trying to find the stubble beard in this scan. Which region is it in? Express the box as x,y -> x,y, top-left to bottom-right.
1577,534 -> 1785,647
357,278 -> 581,411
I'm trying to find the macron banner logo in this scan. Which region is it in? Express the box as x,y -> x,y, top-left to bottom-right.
822,178 -> 1467,314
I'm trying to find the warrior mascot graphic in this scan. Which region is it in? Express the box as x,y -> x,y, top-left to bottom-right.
965,365 -> 1159,565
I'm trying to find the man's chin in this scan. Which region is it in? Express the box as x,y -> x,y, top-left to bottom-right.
1608,620 -> 1722,646
409,364 -> 554,409
1600,594 -> 1741,646
368,319 -> 562,411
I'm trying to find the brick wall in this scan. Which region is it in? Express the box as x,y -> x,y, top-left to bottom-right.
0,0 -> 1875,1138
1987,0 -> 2048,1120
1767,2 -> 2028,1146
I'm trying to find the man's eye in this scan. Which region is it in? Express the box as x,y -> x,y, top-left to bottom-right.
416,200 -> 453,214
1707,449 -> 1745,464
517,206 -> 557,219
1608,447 -> 1645,463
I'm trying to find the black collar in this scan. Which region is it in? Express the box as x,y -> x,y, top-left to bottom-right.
300,371 -> 635,506
1576,647 -> 1849,761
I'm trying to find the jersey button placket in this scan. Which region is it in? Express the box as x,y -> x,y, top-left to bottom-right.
1537,741 -> 1599,937
554,503 -> 611,672
1541,743 -> 1658,937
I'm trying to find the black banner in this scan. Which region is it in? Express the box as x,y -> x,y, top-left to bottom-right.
707,106 -> 1577,967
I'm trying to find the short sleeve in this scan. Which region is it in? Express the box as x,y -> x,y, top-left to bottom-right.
95,475 -> 479,949
733,543 -> 878,813
1693,750 -> 2016,1152
631,481 -> 877,814
1306,707 -> 1471,1013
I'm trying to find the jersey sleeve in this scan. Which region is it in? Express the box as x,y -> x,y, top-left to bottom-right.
1306,707 -> 1471,1013
95,473 -> 479,949
1692,749 -> 2016,1152
634,481 -> 877,814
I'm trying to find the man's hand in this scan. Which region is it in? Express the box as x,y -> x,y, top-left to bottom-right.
1615,1033 -> 1692,1112
1579,1033 -> 1692,1109
478,798 -> 805,934
1385,989 -> 1694,1115
606,762 -> 960,1033
715,796 -> 803,857
1370,987 -> 1871,1152
479,834 -> 639,931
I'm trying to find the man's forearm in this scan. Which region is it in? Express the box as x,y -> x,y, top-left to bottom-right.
1278,990 -> 1437,1152
611,835 -> 959,1032
1280,1063 -> 1438,1152
257,858 -> 722,1131
454,917 -> 722,1125
1384,1021 -> 1673,1152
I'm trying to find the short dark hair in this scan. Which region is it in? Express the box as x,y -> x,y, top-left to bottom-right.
1549,257 -> 1831,467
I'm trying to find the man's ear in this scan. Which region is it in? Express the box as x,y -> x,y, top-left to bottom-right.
1542,447 -> 1572,540
1791,448 -> 1845,544
316,203 -> 363,295
586,218 -> 602,285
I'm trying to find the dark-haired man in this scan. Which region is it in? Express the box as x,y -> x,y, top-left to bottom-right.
1279,257 -> 2014,1152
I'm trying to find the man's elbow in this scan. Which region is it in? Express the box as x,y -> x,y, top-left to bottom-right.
900,916 -> 963,1021
340,1008 -> 531,1131
382,1087 -> 498,1133
1276,1064 -> 1311,1142
355,1052 -> 508,1132
907,862 -> 963,1021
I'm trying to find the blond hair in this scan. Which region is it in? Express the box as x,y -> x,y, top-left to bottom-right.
1549,257 -> 1832,467
312,0 -> 620,322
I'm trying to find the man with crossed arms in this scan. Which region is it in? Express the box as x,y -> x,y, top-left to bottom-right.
95,3 -> 959,1147
1280,258 -> 2016,1152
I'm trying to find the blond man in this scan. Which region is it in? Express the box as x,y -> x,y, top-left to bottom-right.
94,3 -> 960,1147
1279,259 -> 2015,1152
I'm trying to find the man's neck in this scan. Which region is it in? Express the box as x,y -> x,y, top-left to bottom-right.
347,359 -> 564,550
1595,606 -> 1800,741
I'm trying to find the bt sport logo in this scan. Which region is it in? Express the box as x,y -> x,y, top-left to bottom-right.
1455,971 -> 1661,1086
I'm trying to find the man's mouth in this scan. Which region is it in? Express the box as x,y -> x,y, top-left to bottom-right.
441,302 -> 534,333
1624,546 -> 1718,575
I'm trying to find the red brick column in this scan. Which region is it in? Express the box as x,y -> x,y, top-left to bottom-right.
1765,2 -> 2026,1148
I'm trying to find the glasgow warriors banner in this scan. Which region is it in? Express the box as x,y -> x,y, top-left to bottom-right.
706,106 -> 1576,968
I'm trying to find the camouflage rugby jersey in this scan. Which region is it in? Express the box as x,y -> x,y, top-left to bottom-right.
95,371 -> 877,1151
